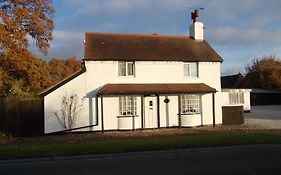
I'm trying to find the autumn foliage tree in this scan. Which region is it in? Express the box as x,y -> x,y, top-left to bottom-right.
0,1 -> 83,98
0,0 -> 54,56
0,0 -> 54,97
242,55 -> 281,90
0,53 -> 50,96
48,57 -> 82,86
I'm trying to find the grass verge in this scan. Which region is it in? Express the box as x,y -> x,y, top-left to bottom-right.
1,133 -> 281,160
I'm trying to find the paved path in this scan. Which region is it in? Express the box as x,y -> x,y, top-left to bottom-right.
244,105 -> 281,129
1,145 -> 281,175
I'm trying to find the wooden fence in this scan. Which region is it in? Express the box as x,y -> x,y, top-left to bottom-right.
0,98 -> 44,137
222,106 -> 244,125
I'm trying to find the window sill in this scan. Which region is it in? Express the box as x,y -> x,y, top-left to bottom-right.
117,76 -> 135,78
117,115 -> 138,118
182,76 -> 199,79
178,113 -> 201,116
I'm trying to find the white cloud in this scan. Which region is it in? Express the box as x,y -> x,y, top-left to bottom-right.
53,31 -> 83,40
208,26 -> 281,47
35,31 -> 84,60
39,0 -> 281,70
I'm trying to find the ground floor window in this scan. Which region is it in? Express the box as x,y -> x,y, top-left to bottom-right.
181,94 -> 201,114
119,96 -> 137,116
229,92 -> 244,104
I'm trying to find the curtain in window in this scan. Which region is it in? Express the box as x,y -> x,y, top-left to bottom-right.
184,63 -> 198,77
127,62 -> 134,76
181,94 -> 201,114
119,96 -> 137,115
229,92 -> 244,104
118,62 -> 126,76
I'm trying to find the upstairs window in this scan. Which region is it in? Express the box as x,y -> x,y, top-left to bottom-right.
118,62 -> 135,76
229,92 -> 244,104
119,96 -> 137,116
184,62 -> 198,77
181,94 -> 201,115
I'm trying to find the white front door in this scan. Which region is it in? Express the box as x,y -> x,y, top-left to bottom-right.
144,96 -> 158,128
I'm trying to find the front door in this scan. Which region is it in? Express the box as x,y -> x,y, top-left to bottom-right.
144,96 -> 158,128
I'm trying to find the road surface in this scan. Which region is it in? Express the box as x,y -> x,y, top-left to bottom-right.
1,145 -> 281,175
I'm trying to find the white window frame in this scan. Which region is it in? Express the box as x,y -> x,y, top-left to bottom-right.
229,92 -> 244,105
118,61 -> 135,77
119,96 -> 137,116
183,62 -> 198,77
180,94 -> 201,115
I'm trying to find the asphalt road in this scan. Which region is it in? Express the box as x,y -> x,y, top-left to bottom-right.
1,145 -> 281,175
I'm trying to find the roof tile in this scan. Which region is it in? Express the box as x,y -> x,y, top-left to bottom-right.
84,32 -> 223,62
98,83 -> 216,95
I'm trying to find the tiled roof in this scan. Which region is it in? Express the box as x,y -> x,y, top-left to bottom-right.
84,32 -> 223,62
98,83 -> 216,95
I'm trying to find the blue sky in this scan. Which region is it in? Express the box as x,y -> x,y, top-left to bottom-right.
36,0 -> 281,75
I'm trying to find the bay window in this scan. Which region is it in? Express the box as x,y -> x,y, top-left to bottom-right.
181,94 -> 201,114
119,96 -> 137,116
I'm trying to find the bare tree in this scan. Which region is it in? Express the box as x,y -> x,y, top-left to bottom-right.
54,93 -> 84,130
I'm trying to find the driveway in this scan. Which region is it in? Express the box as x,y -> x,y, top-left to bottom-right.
244,105 -> 281,129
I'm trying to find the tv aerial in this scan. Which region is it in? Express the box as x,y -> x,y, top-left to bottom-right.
187,7 -> 204,23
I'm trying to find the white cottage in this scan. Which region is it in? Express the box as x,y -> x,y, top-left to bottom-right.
41,18 -> 224,134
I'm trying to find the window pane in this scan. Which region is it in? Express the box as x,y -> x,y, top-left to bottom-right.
184,63 -> 198,77
181,94 -> 201,114
127,62 -> 134,76
118,62 -> 126,76
229,92 -> 244,104
184,64 -> 190,76
119,96 -> 137,116
190,63 -> 198,77
239,93 -> 244,103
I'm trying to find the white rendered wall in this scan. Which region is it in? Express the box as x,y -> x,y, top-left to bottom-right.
44,73 -> 89,133
201,94 -> 214,125
159,95 -> 179,127
44,61 -> 222,133
244,91 -> 251,111
84,61 -> 221,89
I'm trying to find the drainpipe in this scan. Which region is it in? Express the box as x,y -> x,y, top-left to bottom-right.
141,96 -> 144,129
157,95 -> 160,128
178,95 -> 182,128
101,96 -> 104,132
212,93 -> 216,127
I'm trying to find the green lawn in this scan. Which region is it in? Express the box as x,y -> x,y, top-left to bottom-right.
0,133 -> 281,159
